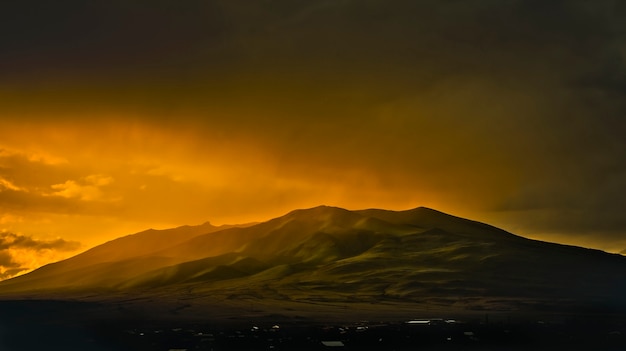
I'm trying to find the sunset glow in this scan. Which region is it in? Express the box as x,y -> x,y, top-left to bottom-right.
1,1 -> 626,279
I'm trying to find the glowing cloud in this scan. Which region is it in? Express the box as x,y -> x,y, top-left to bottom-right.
0,231 -> 81,280
50,175 -> 115,201
0,177 -> 25,192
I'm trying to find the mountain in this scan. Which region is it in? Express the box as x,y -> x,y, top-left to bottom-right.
0,221 -> 237,292
1,206 -> 626,316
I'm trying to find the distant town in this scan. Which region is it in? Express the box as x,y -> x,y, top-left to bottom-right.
98,316 -> 626,351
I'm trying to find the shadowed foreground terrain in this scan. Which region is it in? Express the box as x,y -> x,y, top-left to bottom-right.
1,299 -> 626,350
1,206 -> 626,349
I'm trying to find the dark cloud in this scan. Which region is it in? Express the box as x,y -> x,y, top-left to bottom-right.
0,232 -> 81,252
0,232 -> 81,280
0,250 -> 26,280
0,1 -> 231,76
0,250 -> 19,268
1,1 -> 623,111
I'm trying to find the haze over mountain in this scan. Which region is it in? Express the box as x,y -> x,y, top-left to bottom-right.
1,206 -> 625,316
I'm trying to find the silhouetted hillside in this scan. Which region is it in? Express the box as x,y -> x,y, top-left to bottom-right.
2,206 -> 626,315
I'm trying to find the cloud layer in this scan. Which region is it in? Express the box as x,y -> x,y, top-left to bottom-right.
0,232 -> 80,280
0,1 -> 625,253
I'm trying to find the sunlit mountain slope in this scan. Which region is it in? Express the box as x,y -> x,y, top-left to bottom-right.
1,206 -> 625,313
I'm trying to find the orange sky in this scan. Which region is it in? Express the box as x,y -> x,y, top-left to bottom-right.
1,1 -> 626,279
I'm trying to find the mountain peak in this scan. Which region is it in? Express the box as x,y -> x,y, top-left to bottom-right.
285,205 -> 349,215
279,205 -> 360,223
357,206 -> 518,239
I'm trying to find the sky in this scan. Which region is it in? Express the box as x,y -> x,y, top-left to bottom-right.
1,0 -> 626,279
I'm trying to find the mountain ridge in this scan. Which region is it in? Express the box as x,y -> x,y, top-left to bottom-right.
1,205 -> 625,315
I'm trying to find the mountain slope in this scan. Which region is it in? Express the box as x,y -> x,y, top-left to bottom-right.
0,222 -> 237,292
1,206 -> 625,314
